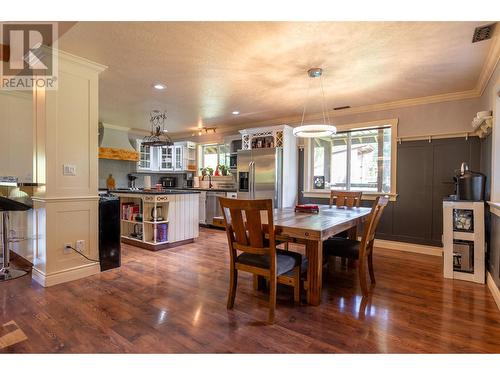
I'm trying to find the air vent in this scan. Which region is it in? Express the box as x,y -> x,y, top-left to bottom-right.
472,23 -> 495,43
333,105 -> 351,111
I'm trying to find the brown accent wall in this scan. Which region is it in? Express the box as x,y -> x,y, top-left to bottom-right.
299,136 -> 482,247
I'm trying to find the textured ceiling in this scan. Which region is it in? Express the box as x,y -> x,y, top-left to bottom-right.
57,21 -> 494,134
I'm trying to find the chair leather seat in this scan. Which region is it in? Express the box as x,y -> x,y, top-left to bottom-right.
236,249 -> 302,276
323,237 -> 360,259
283,256 -> 308,277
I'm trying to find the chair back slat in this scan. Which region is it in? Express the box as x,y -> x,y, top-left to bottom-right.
245,209 -> 265,248
359,195 -> 389,254
229,208 -> 248,245
330,191 -> 362,208
219,197 -> 275,256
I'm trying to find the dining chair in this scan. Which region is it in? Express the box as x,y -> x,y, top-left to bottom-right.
323,195 -> 389,296
329,190 -> 363,208
219,197 -> 302,323
329,190 -> 362,239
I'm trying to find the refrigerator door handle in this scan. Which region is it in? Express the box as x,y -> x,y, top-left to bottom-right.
250,161 -> 256,199
248,161 -> 253,199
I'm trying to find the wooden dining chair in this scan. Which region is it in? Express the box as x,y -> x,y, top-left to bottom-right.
219,197 -> 302,323
329,190 -> 362,208
323,195 -> 389,296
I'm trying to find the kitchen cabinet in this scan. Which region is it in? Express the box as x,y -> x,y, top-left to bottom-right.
198,191 -> 207,224
159,145 -> 174,171
174,145 -> 183,171
136,139 -> 155,171
138,141 -> 196,172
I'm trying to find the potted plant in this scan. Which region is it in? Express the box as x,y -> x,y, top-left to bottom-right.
219,164 -> 229,176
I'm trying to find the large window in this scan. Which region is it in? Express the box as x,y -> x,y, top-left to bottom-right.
309,121 -> 396,195
201,144 -> 229,171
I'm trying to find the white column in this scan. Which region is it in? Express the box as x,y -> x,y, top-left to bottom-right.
31,50 -> 106,287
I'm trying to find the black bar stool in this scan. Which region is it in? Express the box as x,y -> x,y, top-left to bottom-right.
0,196 -> 32,281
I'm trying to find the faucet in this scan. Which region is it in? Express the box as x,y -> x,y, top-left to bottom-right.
208,174 -> 213,189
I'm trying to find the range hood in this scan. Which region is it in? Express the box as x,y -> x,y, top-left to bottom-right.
98,123 -> 139,161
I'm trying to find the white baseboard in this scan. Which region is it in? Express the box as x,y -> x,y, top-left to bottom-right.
32,262 -> 100,287
373,239 -> 443,257
487,272 -> 500,311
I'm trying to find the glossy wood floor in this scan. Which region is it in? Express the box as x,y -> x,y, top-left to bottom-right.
2,227 -> 500,353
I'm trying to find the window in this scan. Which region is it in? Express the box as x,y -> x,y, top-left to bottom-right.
307,119 -> 397,196
201,144 -> 229,171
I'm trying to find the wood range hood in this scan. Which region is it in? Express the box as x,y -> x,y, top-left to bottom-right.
98,123 -> 139,162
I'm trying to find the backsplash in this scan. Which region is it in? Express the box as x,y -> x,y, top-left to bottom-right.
99,159 -> 137,189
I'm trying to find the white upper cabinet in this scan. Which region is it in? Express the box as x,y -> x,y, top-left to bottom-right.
159,145 -> 174,171
136,139 -> 155,171
136,141 -> 196,172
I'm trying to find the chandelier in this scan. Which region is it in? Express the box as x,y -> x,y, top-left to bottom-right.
292,68 -> 337,138
142,110 -> 174,147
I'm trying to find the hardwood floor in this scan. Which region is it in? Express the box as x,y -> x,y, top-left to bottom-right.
1,227 -> 500,353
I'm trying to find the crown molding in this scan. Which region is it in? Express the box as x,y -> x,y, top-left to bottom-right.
58,48 -> 108,73
476,32 -> 500,96
171,89 -> 480,140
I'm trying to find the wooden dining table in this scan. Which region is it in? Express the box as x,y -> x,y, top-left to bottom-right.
270,205 -> 372,306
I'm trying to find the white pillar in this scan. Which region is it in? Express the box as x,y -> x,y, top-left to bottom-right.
31,50 -> 106,287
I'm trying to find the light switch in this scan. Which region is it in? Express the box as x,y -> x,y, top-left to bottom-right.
63,164 -> 76,176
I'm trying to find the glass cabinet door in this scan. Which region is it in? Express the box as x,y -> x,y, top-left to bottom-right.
159,146 -> 173,170
137,139 -> 152,170
174,145 -> 183,170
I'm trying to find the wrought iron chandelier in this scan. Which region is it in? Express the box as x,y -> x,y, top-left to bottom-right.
142,110 -> 174,147
292,68 -> 337,138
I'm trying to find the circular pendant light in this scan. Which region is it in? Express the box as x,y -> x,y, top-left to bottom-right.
293,124 -> 336,138
293,68 -> 337,138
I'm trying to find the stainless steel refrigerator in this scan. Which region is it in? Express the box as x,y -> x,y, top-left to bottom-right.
237,148 -> 283,208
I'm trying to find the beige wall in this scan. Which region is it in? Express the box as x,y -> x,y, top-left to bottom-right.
322,97 -> 483,138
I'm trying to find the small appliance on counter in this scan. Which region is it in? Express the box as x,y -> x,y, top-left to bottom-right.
452,162 -> 486,201
127,174 -> 138,190
160,176 -> 176,188
185,172 -> 194,188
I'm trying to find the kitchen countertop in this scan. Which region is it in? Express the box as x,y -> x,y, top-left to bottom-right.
109,189 -> 200,195
181,187 -> 237,193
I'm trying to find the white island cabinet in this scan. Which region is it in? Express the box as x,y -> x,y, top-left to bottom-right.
112,190 -> 200,251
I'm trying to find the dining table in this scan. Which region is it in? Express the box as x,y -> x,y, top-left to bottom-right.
270,204 -> 372,306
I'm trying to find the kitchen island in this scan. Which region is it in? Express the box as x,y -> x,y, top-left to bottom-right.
111,189 -> 200,251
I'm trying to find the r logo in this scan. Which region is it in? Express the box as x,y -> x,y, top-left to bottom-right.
1,22 -> 58,90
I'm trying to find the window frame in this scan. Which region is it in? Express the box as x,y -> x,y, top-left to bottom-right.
199,143 -> 229,170
303,118 -> 399,201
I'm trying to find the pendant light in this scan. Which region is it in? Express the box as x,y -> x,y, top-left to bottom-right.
292,68 -> 337,138
142,110 -> 174,147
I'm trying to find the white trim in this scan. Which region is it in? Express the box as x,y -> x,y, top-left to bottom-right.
303,191 -> 398,201
303,118 -> 398,196
31,262 -> 100,287
373,239 -> 443,257
488,201 -> 500,217
487,272 -> 500,312
58,49 -> 108,73
32,196 -> 99,203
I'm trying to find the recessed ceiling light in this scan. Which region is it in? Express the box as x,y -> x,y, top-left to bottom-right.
153,83 -> 166,90
232,111 -> 240,115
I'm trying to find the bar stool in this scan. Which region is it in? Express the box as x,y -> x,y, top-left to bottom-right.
0,196 -> 32,281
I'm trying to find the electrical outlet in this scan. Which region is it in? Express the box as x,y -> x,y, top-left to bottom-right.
63,164 -> 76,176
64,243 -> 72,254
75,240 -> 85,253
